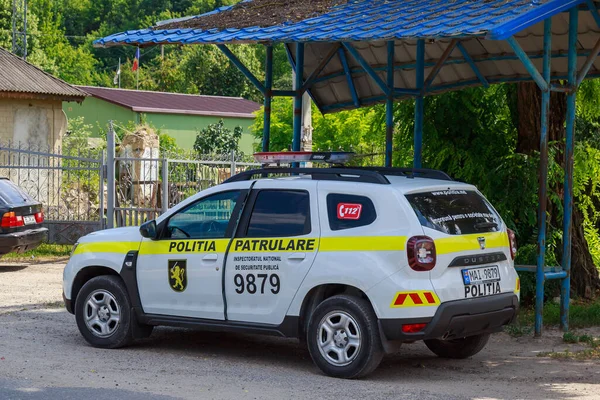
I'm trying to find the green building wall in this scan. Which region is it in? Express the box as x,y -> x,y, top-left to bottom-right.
64,97 -> 258,155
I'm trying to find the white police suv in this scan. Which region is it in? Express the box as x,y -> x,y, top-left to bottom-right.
63,166 -> 519,379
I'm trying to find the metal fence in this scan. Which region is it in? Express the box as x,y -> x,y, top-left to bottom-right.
0,131 -> 260,242
0,140 -> 104,244
104,127 -> 261,229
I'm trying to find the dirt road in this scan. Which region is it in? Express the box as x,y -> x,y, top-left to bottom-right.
0,261 -> 599,399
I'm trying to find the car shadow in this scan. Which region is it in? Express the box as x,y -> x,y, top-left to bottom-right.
0,264 -> 28,272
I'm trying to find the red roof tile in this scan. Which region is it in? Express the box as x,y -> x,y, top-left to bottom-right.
78,86 -> 260,118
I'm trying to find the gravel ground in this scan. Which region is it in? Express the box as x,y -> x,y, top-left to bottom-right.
0,261 -> 599,400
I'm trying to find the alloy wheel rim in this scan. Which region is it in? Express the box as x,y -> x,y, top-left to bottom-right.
83,289 -> 121,338
317,310 -> 362,367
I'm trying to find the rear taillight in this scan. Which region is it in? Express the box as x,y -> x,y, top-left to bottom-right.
507,229 -> 517,260
407,236 -> 436,271
35,211 -> 44,224
402,323 -> 427,334
1,211 -> 24,228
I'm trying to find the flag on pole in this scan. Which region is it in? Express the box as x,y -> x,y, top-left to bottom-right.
132,47 -> 140,71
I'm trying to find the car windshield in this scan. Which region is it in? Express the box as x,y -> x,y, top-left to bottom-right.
0,179 -> 35,205
405,189 -> 502,235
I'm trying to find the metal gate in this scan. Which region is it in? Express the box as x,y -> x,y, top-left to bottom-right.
0,140 -> 104,244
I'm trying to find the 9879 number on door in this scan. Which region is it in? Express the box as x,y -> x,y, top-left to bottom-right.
234,273 -> 280,294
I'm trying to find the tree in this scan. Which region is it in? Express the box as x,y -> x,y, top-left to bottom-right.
251,97 -> 386,164
193,120 -> 243,154
515,82 -> 600,298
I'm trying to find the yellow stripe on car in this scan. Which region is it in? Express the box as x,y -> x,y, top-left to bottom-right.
320,236 -> 406,252
435,232 -> 509,255
73,241 -> 141,255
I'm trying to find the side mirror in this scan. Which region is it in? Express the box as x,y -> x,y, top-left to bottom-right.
140,220 -> 158,240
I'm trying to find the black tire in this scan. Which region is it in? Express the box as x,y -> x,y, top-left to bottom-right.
306,295 -> 383,379
75,275 -> 135,349
424,333 -> 490,359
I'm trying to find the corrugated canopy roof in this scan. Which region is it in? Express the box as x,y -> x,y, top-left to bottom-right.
0,47 -> 87,101
94,0 -> 600,113
79,86 -> 260,118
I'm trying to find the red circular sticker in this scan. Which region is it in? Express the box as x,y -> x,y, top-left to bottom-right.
337,203 -> 363,220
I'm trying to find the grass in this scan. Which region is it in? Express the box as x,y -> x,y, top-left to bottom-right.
1,243 -> 71,260
505,300 -> 600,335
538,332 -> 600,360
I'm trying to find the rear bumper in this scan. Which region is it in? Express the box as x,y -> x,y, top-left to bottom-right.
380,292 -> 519,341
0,228 -> 48,255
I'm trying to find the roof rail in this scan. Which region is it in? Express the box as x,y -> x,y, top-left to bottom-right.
340,167 -> 453,181
223,168 -> 390,185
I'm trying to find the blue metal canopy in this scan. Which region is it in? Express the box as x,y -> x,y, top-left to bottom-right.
95,0 -> 600,336
94,0 -> 600,116
96,0 -> 582,45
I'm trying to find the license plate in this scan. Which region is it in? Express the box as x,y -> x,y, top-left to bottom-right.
462,266 -> 500,285
462,266 -> 501,298
23,215 -> 36,225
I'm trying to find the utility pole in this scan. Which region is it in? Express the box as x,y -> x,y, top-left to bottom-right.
11,0 -> 27,59
292,69 -> 313,164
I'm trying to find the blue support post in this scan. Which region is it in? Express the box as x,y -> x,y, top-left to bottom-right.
338,48 -> 360,108
342,43 -> 390,95
561,7 -> 579,332
535,19 -> 552,337
424,39 -> 458,92
262,45 -> 273,152
576,37 -> 600,87
456,42 -> 490,88
386,41 -> 395,167
301,44 -> 340,93
585,0 -> 600,27
506,37 -> 549,92
414,39 -> 425,168
293,43 -> 305,167
217,44 -> 266,94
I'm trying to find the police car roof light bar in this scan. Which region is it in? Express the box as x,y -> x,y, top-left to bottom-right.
223,168 -> 391,185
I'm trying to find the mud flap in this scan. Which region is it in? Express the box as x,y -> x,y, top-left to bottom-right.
378,321 -> 402,354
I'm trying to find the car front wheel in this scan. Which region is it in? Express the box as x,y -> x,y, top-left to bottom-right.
307,294 -> 383,379
74,275 -> 135,349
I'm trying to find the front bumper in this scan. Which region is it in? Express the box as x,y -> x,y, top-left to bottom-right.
380,293 -> 519,341
0,228 -> 48,255
63,292 -> 74,314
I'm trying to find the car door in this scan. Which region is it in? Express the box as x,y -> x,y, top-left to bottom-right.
137,189 -> 245,320
224,180 -> 320,325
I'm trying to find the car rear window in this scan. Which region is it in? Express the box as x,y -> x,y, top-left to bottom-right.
405,189 -> 501,235
0,179 -> 34,205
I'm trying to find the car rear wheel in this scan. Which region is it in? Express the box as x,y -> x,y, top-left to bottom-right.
75,275 -> 135,349
424,333 -> 490,359
307,295 -> 383,379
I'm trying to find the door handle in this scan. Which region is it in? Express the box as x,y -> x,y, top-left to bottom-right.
202,254 -> 219,262
288,252 -> 306,261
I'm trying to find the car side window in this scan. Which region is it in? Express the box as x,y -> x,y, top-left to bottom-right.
246,190 -> 311,238
326,193 -> 377,231
166,190 -> 241,239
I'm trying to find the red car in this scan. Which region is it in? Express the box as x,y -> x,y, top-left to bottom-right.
0,177 -> 47,256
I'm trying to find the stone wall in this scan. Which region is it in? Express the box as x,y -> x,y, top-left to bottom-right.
0,98 -> 66,150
